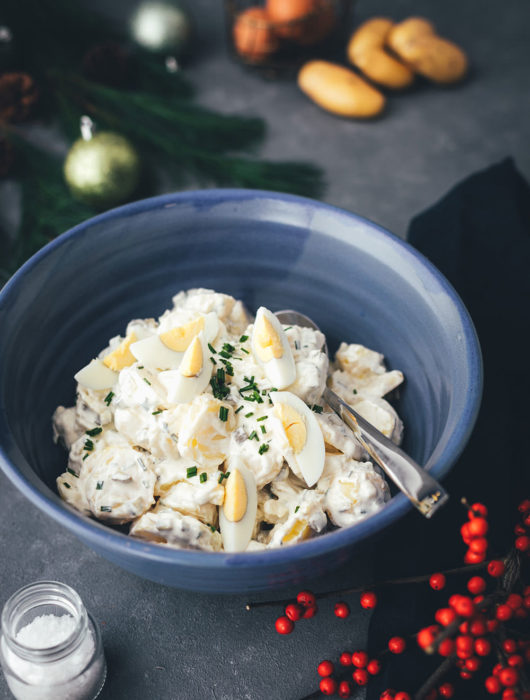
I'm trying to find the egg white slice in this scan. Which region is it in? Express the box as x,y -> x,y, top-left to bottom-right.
271,391 -> 325,487
219,460 -> 257,553
251,307 -> 296,390
158,330 -> 212,404
74,359 -> 117,391
130,335 -> 183,370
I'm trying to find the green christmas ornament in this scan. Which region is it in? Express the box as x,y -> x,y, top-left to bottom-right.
130,1 -> 192,56
64,124 -> 140,210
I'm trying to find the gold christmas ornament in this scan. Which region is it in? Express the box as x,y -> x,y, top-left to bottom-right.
63,124 -> 140,210
130,1 -> 192,55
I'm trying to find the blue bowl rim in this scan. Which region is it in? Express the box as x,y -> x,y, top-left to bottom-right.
0,188 -> 483,573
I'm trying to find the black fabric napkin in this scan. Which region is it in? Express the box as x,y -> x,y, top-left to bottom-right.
366,158 -> 530,698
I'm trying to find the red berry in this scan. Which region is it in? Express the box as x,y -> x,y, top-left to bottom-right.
351,651 -> 369,668
465,657 -> 481,671
524,585 -> 530,596
448,594 -> 462,609
469,517 -> 488,536
459,621 -> 470,634
297,590 -> 316,607
438,639 -> 455,657
320,677 -> 337,696
334,602 -> 350,619
465,549 -> 486,564
524,595 -> 530,609
367,659 -> 381,675
470,618 -> 487,636
469,502 -> 488,518
492,663 -> 503,677
503,639 -> 517,654
474,595 -> 485,604
338,681 -> 351,699
275,616 -> 294,635
360,591 -> 377,609
456,635 -> 474,655
469,537 -> 488,553
507,654 -> 523,668
339,652 -> 352,666
285,603 -> 303,621
499,667 -> 519,687
515,607 -> 527,619
518,498 -> 530,513
525,513 -> 530,527
460,670 -> 473,679
417,626 -> 439,650
487,619 -> 499,632
515,535 -> 530,552
352,668 -> 369,686
317,660 -> 334,677
506,593 -> 523,610
454,596 -> 476,617
502,691 -> 518,700
435,607 -> 456,626
429,573 -> 446,590
467,576 -> 486,594
302,604 -> 318,619
394,694 -> 411,700
461,521 -> 473,543
488,560 -> 505,578
496,604 -> 513,621
475,638 -> 492,656
380,691 -> 395,700
485,676 -> 502,693
514,523 -> 526,536
438,683 -> 454,698
388,637 -> 406,654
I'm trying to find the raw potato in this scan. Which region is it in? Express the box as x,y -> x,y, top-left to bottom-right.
298,60 -> 385,118
388,17 -> 468,84
347,17 -> 414,90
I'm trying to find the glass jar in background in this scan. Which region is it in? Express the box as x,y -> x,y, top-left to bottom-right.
0,581 -> 106,700
225,0 -> 355,77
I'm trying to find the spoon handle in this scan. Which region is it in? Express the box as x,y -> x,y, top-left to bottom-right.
323,388 -> 449,518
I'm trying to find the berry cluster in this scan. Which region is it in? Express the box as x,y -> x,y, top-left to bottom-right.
460,500 -> 489,564
275,590 -> 318,635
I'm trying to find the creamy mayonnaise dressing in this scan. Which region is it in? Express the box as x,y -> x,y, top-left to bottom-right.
54,288 -> 404,552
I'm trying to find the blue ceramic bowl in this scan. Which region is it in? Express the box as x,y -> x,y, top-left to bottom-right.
0,189 -> 482,593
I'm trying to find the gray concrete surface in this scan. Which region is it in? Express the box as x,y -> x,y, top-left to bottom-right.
1,0 -> 529,698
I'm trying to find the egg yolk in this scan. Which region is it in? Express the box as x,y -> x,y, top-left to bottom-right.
223,469 -> 247,522
282,519 -> 311,543
159,317 -> 205,352
275,403 -> 307,454
180,336 -> 203,377
254,315 -> 284,362
102,332 -> 137,372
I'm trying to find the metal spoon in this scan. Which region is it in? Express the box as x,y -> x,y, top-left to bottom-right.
275,310 -> 449,518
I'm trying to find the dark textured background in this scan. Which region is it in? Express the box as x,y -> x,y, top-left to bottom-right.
1,0 -> 529,698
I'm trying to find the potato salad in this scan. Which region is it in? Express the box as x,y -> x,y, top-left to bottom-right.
53,289 -> 404,553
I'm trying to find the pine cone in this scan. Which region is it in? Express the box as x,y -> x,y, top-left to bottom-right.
0,135 -> 15,177
0,72 -> 39,123
82,42 -> 132,88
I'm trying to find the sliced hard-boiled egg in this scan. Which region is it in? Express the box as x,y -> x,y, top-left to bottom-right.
102,332 -> 137,372
271,391 -> 325,487
251,307 -> 296,389
160,312 -> 218,351
219,461 -> 257,552
158,331 -> 212,404
74,359 -> 117,391
130,312 -> 218,370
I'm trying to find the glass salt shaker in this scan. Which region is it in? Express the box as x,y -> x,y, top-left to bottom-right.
0,581 -> 106,700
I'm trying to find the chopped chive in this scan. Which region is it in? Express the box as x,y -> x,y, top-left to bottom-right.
86,427 -> 102,437
294,341 -> 300,350
83,439 -> 94,451
210,356 -> 217,365
219,406 -> 229,422
219,350 -> 231,359
200,472 -> 208,483
100,505 -> 112,512
262,389 -> 267,395
62,482 -> 71,489
209,524 -> 216,533
260,425 -> 266,434
240,347 -> 249,354
152,409 -> 163,415
186,466 -> 198,478
283,326 -> 292,331
353,388 -> 358,395
295,505 -> 300,513
257,415 -> 268,421
66,467 -> 79,478
96,481 -> 104,490
258,443 -> 269,455
208,343 -> 216,354
143,378 -> 151,386
248,430 -> 259,441
104,391 -> 114,406
223,343 -> 235,353
239,335 -> 249,342
312,404 -> 323,414
235,405 -> 244,414
218,472 -> 230,484
216,368 -> 225,383
82,454 -> 89,461
137,365 -> 144,369
245,412 -> 254,418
